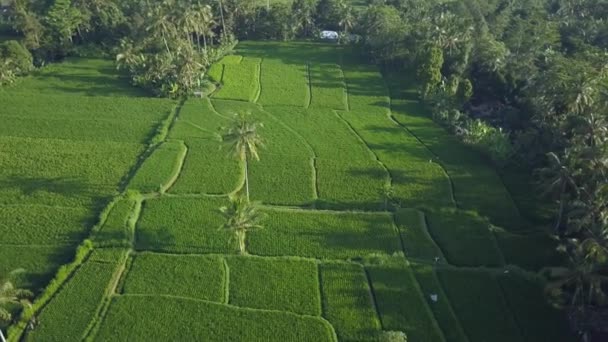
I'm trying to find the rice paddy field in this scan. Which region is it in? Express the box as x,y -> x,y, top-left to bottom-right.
1,41 -> 574,342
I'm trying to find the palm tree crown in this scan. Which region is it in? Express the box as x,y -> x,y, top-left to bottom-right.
0,269 -> 33,324
220,196 -> 265,254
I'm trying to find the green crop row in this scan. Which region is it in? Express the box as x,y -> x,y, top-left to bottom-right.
309,64 -> 347,110
94,295 -> 337,341
128,141 -> 187,193
409,263 -> 469,342
226,256 -> 321,316
207,55 -> 243,83
28,249 -> 125,342
248,208 -> 401,259
135,197 -> 238,254
1,205 -> 94,245
212,57 -> 261,102
169,99 -> 231,141
426,208 -> 504,267
341,63 -> 390,112
437,268 -> 523,342
258,59 -> 308,107
319,262 -> 381,341
367,262 -> 445,342
92,198 -> 135,247
122,253 -> 226,303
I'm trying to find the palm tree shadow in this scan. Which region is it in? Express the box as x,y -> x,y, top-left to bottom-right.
0,175 -> 99,198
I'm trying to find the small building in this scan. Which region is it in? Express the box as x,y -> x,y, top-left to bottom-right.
320,30 -> 339,41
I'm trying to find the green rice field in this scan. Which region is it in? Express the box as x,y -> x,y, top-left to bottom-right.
1,41 -> 572,341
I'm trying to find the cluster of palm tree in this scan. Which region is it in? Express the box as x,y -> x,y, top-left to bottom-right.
220,111 -> 265,255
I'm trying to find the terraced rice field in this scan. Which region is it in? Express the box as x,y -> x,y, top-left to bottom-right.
2,42 -> 572,342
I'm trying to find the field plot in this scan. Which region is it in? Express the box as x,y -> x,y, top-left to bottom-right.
122,253 -> 226,303
258,59 -> 309,107
169,99 -> 231,141
135,197 -> 238,254
128,141 -> 186,193
437,268 -> 523,342
226,256 -> 321,315
1,205 -> 94,245
395,209 -> 445,262
248,209 -> 402,259
426,208 -> 504,267
95,296 -> 337,342
367,262 -> 445,342
410,263 -> 469,342
28,249 -> 125,342
384,75 -> 524,230
319,262 -> 381,341
0,245 -> 74,290
212,57 -> 261,102
497,270 -> 573,342
212,100 -> 316,205
268,106 -> 386,209
309,64 -> 348,110
169,138 -> 242,195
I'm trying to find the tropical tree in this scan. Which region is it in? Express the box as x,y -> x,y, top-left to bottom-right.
538,152 -> 579,234
220,195 -> 265,254
221,111 -> 264,201
0,269 -> 33,325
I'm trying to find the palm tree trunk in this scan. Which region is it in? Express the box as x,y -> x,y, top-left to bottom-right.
238,230 -> 246,254
244,158 -> 250,201
1,328 -> 7,342
554,182 -> 567,234
162,31 -> 172,57
218,0 -> 227,41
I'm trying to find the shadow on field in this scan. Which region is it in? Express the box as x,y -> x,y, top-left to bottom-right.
0,175 -> 99,198
134,225 -> 176,251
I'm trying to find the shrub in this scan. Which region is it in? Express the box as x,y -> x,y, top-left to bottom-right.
464,119 -> 514,165
0,41 -> 33,74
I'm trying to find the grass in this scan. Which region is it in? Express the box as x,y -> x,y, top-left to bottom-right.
437,268 -> 523,342
128,141 -> 186,193
122,253 -> 226,303
258,59 -> 308,107
169,99 -> 231,141
497,270 -> 574,342
135,197 -> 238,254
213,57 -> 261,102
309,64 -> 347,110
409,263 -> 469,342
367,261 -> 445,342
226,256 -> 321,315
95,295 -> 337,341
248,209 -> 402,259
319,262 -> 381,341
27,250 -> 124,342
425,208 -> 504,267
92,198 -> 135,247
395,209 -> 444,262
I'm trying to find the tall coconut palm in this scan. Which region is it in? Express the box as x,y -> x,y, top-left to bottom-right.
220,196 -> 265,254
538,152 -> 579,234
0,269 -> 33,327
221,111 -> 263,201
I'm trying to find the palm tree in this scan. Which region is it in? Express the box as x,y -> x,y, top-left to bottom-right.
1,270 -> 33,327
220,196 -> 265,254
538,152 -> 579,234
220,111 -> 264,201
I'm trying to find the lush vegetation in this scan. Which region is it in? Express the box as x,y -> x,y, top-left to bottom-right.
2,0 -> 603,338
